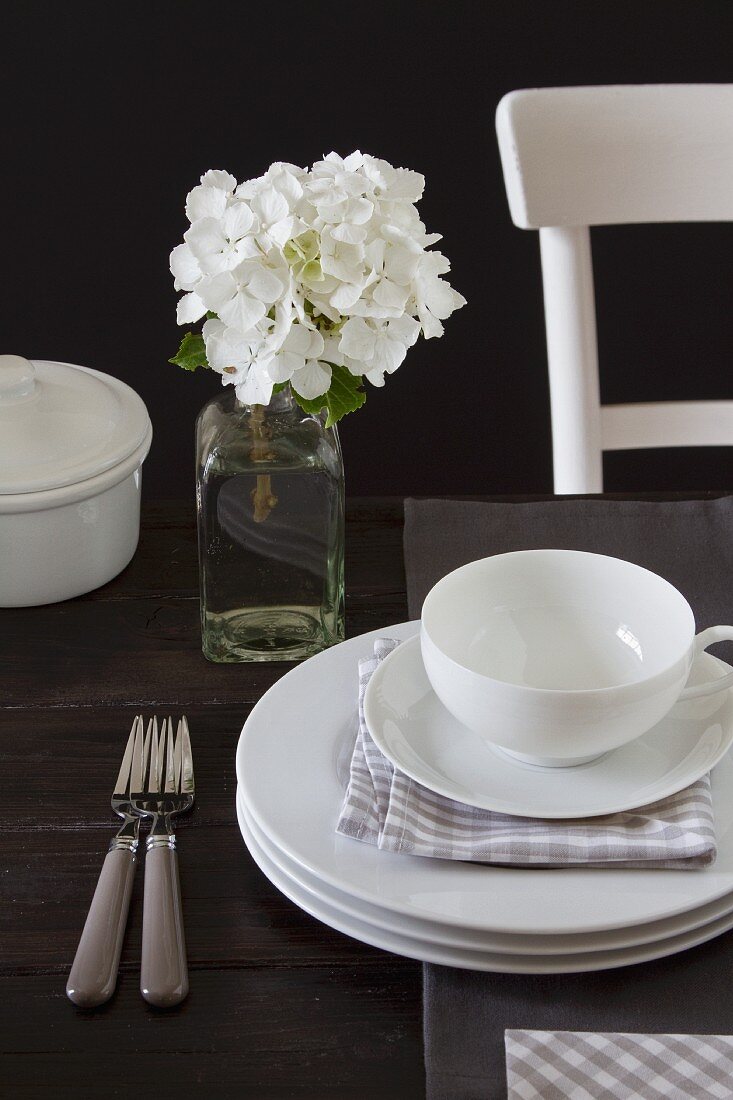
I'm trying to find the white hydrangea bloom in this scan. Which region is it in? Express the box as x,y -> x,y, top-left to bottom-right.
340,315 -> 420,386
202,318 -> 275,406
171,153 -> 465,409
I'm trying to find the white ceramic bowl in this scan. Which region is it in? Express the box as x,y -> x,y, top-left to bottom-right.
421,549 -> 733,766
0,356 -> 152,606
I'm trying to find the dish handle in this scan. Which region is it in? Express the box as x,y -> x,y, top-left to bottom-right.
680,627 -> 733,700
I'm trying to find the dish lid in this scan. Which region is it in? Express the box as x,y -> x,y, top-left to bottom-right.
0,356 -> 151,494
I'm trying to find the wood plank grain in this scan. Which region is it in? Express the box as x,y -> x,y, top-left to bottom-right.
0,966 -> 423,1099
80,498 -> 407,601
0,595 -> 408,709
0,705 -> 248,828
0,824 -> 412,974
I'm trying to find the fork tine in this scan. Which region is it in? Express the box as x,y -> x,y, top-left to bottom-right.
129,715 -> 147,793
173,723 -> 183,792
164,718 -> 176,793
179,717 -> 194,794
114,716 -> 140,796
147,716 -> 160,793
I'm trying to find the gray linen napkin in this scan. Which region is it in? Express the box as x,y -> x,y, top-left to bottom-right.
404,495 -> 733,1100
404,497 -> 733,656
336,639 -> 716,868
505,1030 -> 733,1099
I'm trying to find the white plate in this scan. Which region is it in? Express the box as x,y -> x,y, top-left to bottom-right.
237,791 -> 733,974
236,621 -> 733,936
239,789 -> 733,956
364,634 -> 733,818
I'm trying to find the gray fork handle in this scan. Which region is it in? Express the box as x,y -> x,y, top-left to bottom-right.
141,843 -> 188,1007
67,846 -> 136,1007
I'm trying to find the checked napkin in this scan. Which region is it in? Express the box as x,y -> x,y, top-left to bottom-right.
336,638 -> 717,869
505,1030 -> 733,1099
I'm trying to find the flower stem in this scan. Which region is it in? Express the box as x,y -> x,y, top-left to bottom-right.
249,404 -> 277,523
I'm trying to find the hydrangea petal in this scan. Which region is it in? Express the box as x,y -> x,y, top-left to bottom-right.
219,289 -> 267,334
282,323 -> 314,356
237,368 -> 274,406
364,366 -> 386,387
339,317 -> 377,361
186,185 -> 228,223
387,314 -> 421,347
330,281 -> 364,312
253,186 -> 290,226
417,304 -> 445,339
293,359 -> 332,399
373,278 -> 410,310
347,197 -> 374,225
200,169 -> 237,192
244,266 -> 284,304
321,336 -> 345,368
170,244 -> 202,291
342,150 -> 365,172
270,166 -> 304,205
330,222 -> 367,245
384,245 -> 419,286
185,218 -> 229,272
348,298 -> 403,319
222,202 -> 255,241
422,277 -> 464,319
267,216 -> 296,248
197,271 -> 238,312
387,169 -> 425,202
176,292 -> 206,325
370,335 -> 408,375
267,350 -> 301,382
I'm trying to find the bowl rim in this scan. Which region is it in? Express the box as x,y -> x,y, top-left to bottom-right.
420,548 -> 696,697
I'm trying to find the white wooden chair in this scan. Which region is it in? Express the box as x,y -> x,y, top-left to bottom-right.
495,84 -> 733,493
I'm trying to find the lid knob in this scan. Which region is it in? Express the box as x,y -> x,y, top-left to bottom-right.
0,356 -> 37,404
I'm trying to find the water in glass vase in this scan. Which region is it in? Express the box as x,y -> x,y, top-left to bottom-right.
196,386 -> 345,662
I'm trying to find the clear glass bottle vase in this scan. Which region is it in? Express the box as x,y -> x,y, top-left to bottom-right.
196,385 -> 345,662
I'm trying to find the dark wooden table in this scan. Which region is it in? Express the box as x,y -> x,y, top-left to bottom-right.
1,498 -> 422,1099
5,491 -> 728,1098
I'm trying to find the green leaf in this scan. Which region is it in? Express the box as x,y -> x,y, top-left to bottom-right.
168,332 -> 209,372
293,363 -> 366,427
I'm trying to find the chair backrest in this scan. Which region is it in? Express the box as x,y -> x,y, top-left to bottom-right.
496,84 -> 733,493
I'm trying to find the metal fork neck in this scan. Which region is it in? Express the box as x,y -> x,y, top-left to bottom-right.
109,835 -> 138,854
109,813 -> 140,853
146,834 -> 177,852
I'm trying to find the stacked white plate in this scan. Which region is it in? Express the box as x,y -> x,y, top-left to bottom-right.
236,622 -> 733,973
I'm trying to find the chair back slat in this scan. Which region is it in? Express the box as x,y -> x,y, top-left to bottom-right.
496,85 -> 733,229
602,401 -> 733,451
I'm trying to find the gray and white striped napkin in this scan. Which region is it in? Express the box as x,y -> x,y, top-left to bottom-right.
505,1030 -> 733,1099
336,639 -> 717,868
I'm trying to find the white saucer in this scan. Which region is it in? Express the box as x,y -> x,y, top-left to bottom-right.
363,634 -> 733,818
236,621 -> 733,936
238,789 -> 733,956
237,788 -> 733,974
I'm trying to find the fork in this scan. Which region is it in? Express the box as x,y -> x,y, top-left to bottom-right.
132,715 -> 195,1007
67,715 -> 144,1007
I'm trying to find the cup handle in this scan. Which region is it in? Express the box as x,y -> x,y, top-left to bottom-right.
679,626 -> 733,700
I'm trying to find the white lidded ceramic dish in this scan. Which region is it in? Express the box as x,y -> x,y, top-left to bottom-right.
0,355 -> 152,606
420,550 -> 733,767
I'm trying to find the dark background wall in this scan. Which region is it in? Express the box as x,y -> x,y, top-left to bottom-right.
3,0 -> 731,499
